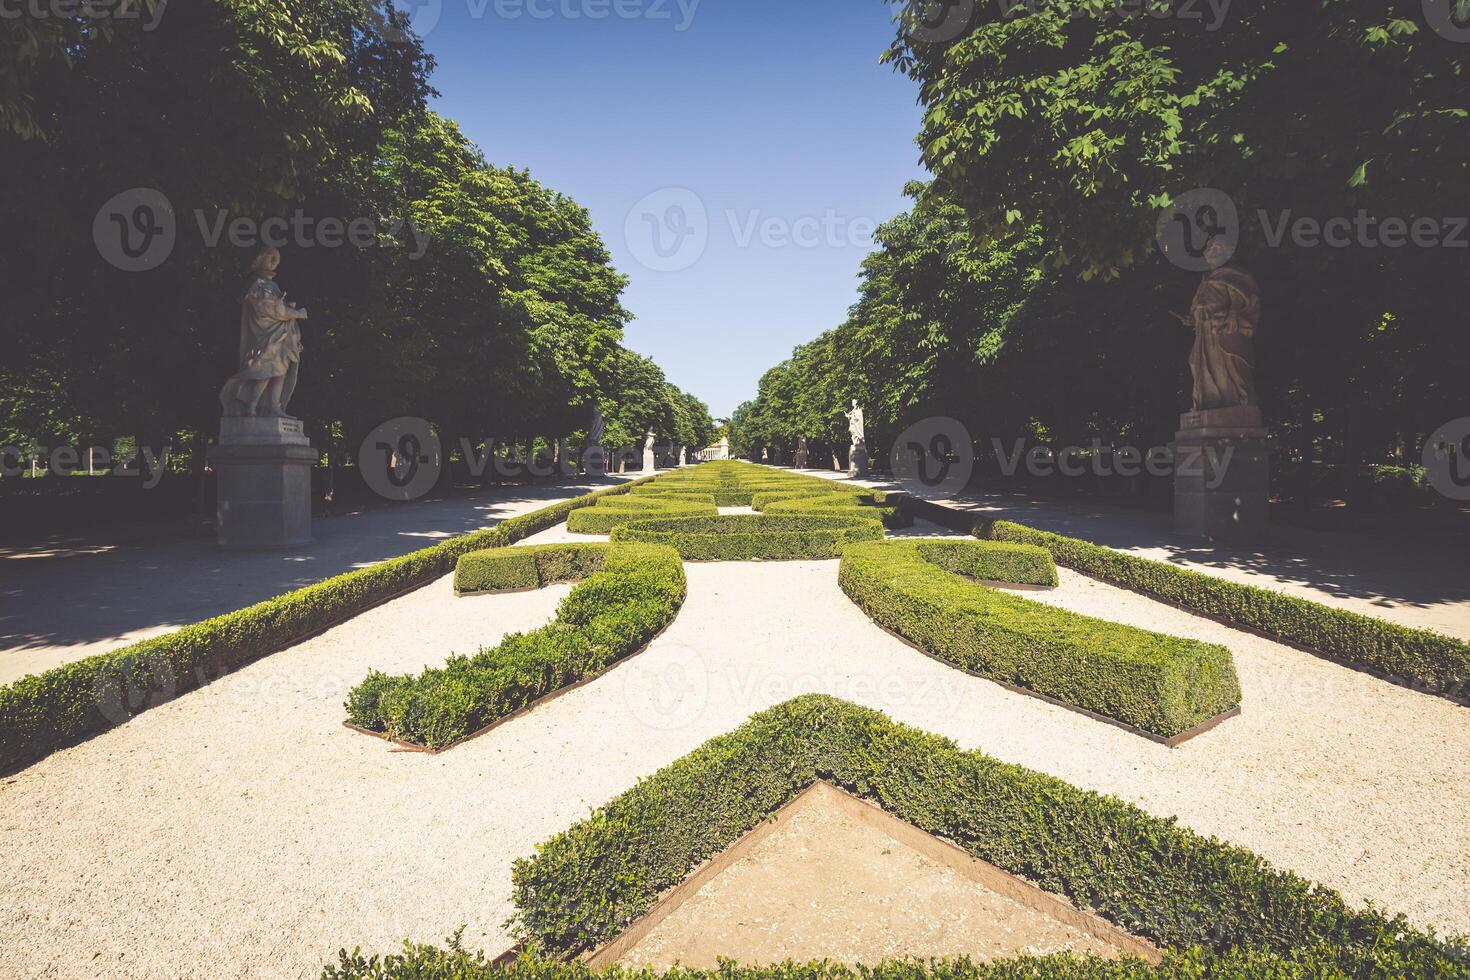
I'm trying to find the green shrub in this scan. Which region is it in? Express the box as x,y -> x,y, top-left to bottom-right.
454,543 -> 609,594
980,520 -> 1470,700
839,541 -> 1240,738
345,541 -> 685,749
324,945 -> 1470,980
565,496 -> 718,534
504,696 -> 1467,974
611,514 -> 883,561
0,477 -> 657,773
763,491 -> 914,529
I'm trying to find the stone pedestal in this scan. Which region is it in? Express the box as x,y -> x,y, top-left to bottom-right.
1171,407 -> 1271,542
642,449 -> 656,472
208,417 -> 314,550
848,440 -> 870,479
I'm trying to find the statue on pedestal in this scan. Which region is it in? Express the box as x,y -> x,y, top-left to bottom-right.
793,435 -> 809,469
845,399 -> 869,478
1175,239 -> 1260,414
642,428 -> 657,472
586,406 -> 606,476
219,247 -> 308,418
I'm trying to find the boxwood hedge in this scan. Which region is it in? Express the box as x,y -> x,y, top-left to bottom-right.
762,490 -> 914,529
564,495 -> 718,535
500,696 -> 1467,974
345,540 -> 685,749
839,540 -> 1240,738
0,477 -> 655,773
324,945 -> 1470,980
611,514 -> 883,561
977,519 -> 1470,701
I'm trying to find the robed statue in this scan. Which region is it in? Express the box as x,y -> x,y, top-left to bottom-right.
219,247 -> 308,418
1176,239 -> 1260,411
845,400 -> 865,444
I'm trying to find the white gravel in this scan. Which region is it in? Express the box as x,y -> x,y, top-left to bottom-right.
1,527 -> 1467,978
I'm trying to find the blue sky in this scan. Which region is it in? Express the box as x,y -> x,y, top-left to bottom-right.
417,0 -> 928,418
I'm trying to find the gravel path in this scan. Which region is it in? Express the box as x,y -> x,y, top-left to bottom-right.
2,525 -> 1466,977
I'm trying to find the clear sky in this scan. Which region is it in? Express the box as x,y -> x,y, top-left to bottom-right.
417,0 -> 928,418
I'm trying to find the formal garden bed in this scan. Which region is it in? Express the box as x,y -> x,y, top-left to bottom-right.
326,696 -> 1469,978
344,541 -> 686,750
611,513 -> 884,561
839,540 -> 1242,742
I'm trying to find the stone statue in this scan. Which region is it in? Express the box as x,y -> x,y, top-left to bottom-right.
845,400 -> 865,444
642,428 -> 657,472
793,435 -> 809,469
1176,240 -> 1260,412
586,405 -> 606,476
219,247 -> 308,418
845,400 -> 869,478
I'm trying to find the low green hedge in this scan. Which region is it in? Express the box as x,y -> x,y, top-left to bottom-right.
0,477 -> 654,773
345,541 -> 685,749
564,496 -> 718,534
751,488 -> 890,510
839,540 -> 1240,737
324,945 -> 1470,980
979,520 -> 1470,700
762,491 -> 914,529
611,514 -> 883,561
501,696 -> 1467,974
633,482 -> 835,507
454,543 -> 608,594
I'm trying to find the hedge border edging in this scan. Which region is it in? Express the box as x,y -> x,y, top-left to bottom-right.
918,504 -> 1470,704
0,476 -> 655,774
839,540 -> 1242,741
506,695 -> 1469,974
610,514 -> 884,561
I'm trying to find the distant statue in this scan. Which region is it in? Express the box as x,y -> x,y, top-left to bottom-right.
1176,239 -> 1260,412
642,428 -> 657,472
219,247 -> 308,418
845,400 -> 869,478
793,435 -> 809,469
845,400 -> 865,444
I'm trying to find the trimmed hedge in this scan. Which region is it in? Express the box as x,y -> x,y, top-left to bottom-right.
325,945 -> 1470,980
454,543 -> 608,594
629,462 -> 844,506
345,540 -> 685,749
979,519 -> 1470,700
611,514 -> 883,561
565,495 -> 718,534
762,490 -> 914,529
504,696 -> 1468,975
0,477 -> 655,773
839,540 -> 1240,737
